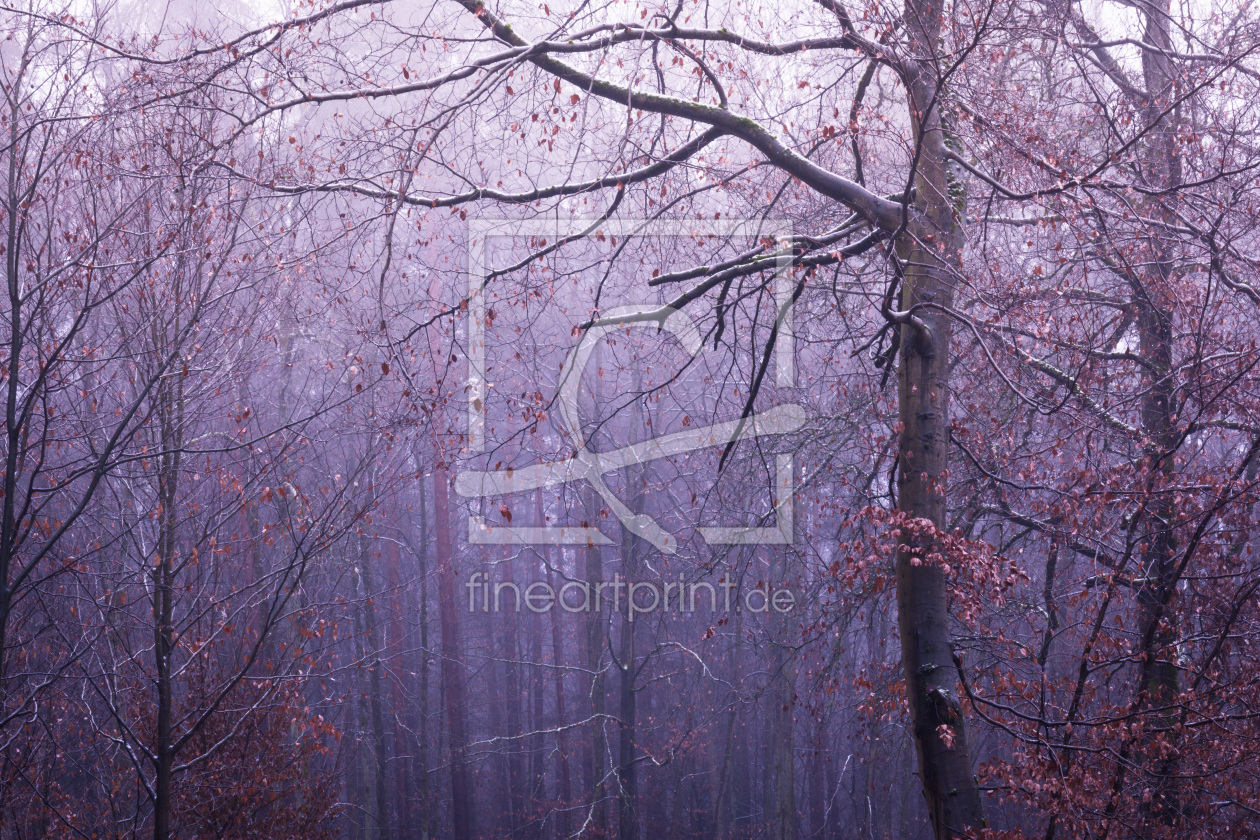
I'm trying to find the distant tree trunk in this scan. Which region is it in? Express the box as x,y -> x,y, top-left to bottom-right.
528,490 -> 551,839
351,579 -> 374,840
615,593 -> 637,840
761,674 -> 775,828
502,546 -> 527,833
711,599 -> 743,840
434,467 -> 472,840
414,475 -> 434,840
710,703 -> 736,840
359,534 -> 393,840
151,351 -> 183,840
528,590 -> 545,838
668,757 -> 688,840
615,518 -> 644,840
830,744 -> 848,840
546,558 -> 572,839
730,609 -> 750,838
385,524 -> 416,840
615,371 -> 650,840
808,721 -> 826,839
582,484 -> 607,838
347,719 -> 364,840
770,600 -> 797,840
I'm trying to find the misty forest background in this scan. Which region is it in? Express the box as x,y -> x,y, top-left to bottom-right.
2,0 -> 1260,838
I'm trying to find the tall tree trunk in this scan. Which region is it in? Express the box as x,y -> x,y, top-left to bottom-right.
614,522 -> 643,839
730,609 -> 750,838
351,596 -> 374,840
615,593 -> 637,840
769,551 -> 798,840
528,583 -> 545,839
710,702 -> 737,840
0,69 -> 26,698
582,484 -> 607,838
152,355 -> 183,840
359,535 -> 393,840
1130,0 -> 1183,825
347,709 -> 365,840
892,0 -> 986,832
546,558 -> 573,839
502,547 -> 527,834
414,475 -> 433,840
808,720 -> 826,839
615,370 -> 652,840
528,490 -> 550,839
434,468 -> 472,840
385,524 -> 415,840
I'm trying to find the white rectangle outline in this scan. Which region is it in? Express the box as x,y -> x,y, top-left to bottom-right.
464,218 -> 796,546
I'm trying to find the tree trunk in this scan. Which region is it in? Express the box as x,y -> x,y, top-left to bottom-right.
414,475 -> 433,840
1130,0 -> 1183,824
359,535 -> 393,840
582,484 -> 608,838
528,582 -> 545,839
892,0 -> 986,832
434,468 -> 472,840
385,525 -> 416,840
769,553 -> 798,840
502,546 -> 527,834
808,721 -> 826,839
151,358 -> 183,840
615,591 -> 637,840
546,557 -> 573,839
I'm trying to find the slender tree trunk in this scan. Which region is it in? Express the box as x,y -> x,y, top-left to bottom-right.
153,562 -> 174,840
546,558 -> 573,839
434,467 -> 472,840
151,345 -> 183,840
351,597 -> 374,840
385,526 -> 415,840
615,371 -> 651,840
730,608 -> 750,838
414,475 -> 433,840
809,721 -> 826,839
528,590 -> 545,839
502,547 -> 527,834
769,554 -> 798,840
582,484 -> 607,838
615,596 -> 636,840
710,704 -> 736,840
528,490 -> 550,838
614,522 -> 642,840
0,77 -> 25,692
359,535 -> 393,840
